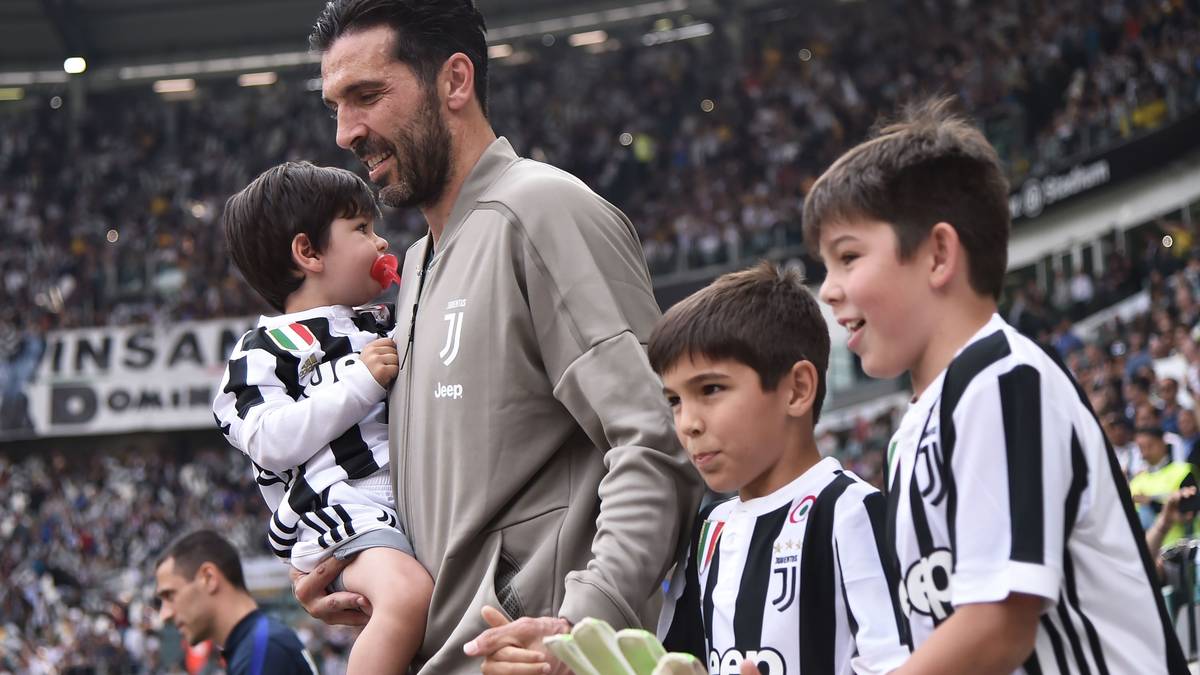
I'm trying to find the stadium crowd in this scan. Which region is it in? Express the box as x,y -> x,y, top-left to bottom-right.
4,0 -> 1200,671
0,0 -> 1197,332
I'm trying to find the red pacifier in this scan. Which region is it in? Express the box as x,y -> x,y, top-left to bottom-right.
370,254 -> 401,289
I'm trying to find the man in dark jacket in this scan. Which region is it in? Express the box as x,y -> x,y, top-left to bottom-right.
155,530 -> 316,675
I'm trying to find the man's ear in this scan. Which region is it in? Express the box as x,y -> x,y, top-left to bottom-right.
442,53 -> 476,113
927,221 -> 963,291
292,233 -> 322,274
784,360 -> 819,419
197,562 -> 221,594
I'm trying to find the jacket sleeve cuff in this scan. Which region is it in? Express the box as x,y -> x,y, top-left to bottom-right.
558,572 -> 640,629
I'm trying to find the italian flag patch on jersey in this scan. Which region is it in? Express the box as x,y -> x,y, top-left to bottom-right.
267,323 -> 317,352
697,519 -> 725,573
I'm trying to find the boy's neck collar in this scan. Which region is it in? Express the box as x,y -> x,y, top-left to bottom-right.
736,437 -> 824,503
260,305 -> 356,327
735,455 -> 840,512
909,301 -> 999,399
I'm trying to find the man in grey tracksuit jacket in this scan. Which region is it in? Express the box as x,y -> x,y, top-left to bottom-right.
389,136 -> 702,672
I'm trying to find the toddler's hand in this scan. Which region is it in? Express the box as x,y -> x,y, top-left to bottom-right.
361,338 -> 399,388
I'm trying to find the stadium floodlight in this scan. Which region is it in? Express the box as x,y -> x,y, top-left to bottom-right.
237,71 -> 278,87
505,51 -> 535,66
641,21 -> 714,46
488,44 -> 514,59
63,57 -> 87,74
568,30 -> 608,47
118,52 -> 318,81
488,0 -> 687,41
0,70 -> 68,86
153,78 -> 195,94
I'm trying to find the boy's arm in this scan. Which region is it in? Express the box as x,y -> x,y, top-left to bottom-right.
890,594 -> 1042,675
833,488 -> 911,675
213,333 -> 386,472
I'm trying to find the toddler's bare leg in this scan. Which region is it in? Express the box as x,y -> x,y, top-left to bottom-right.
339,547 -> 433,675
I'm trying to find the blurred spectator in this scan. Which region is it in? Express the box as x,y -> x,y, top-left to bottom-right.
1125,332 -> 1156,380
1104,413 -> 1142,479
1157,376 -> 1188,433
0,316 -> 43,434
1070,264 -> 1096,319
1051,269 -> 1073,317
1130,426 -> 1198,549
1177,406 -> 1200,462
1148,486 -> 1198,580
1051,316 -> 1085,359
1125,376 -> 1157,422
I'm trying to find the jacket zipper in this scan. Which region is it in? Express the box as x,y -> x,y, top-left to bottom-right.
399,240 -> 433,549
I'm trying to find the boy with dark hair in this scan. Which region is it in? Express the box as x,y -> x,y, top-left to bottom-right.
213,161 -> 431,674
652,261 -> 909,675
154,529 -> 316,675
808,96 -> 1187,674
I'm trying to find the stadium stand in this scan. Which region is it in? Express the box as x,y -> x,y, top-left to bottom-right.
3,0 -> 1200,671
1,0 -> 1197,330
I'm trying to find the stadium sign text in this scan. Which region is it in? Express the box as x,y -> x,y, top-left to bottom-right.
1009,159 -> 1111,220
4,317 -> 256,439
1006,108 -> 1200,222
42,324 -> 246,375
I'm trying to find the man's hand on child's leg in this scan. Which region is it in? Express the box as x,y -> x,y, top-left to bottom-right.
290,559 -> 371,626
467,605 -> 571,675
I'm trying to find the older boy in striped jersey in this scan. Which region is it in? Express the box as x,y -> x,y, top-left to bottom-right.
653,262 -> 909,675
213,162 -> 431,674
808,97 -> 1187,674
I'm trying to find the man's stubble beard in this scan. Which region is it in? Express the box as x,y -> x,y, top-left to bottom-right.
378,89 -> 454,210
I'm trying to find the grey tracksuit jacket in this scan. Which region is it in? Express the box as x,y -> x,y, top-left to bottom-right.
387,137 -> 703,672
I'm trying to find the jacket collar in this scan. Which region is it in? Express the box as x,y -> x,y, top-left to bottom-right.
220,608 -> 262,656
436,136 -> 520,252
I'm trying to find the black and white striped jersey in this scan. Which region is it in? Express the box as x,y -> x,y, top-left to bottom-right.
659,457 -> 910,675
887,314 -> 1187,674
213,304 -> 401,571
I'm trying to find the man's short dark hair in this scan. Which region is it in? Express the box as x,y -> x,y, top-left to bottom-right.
648,261 -> 831,423
1136,425 -> 1165,439
221,161 -> 379,312
155,529 -> 248,591
802,95 -> 1010,300
309,0 -> 490,116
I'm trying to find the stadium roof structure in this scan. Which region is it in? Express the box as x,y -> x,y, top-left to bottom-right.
0,0 -> 710,76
